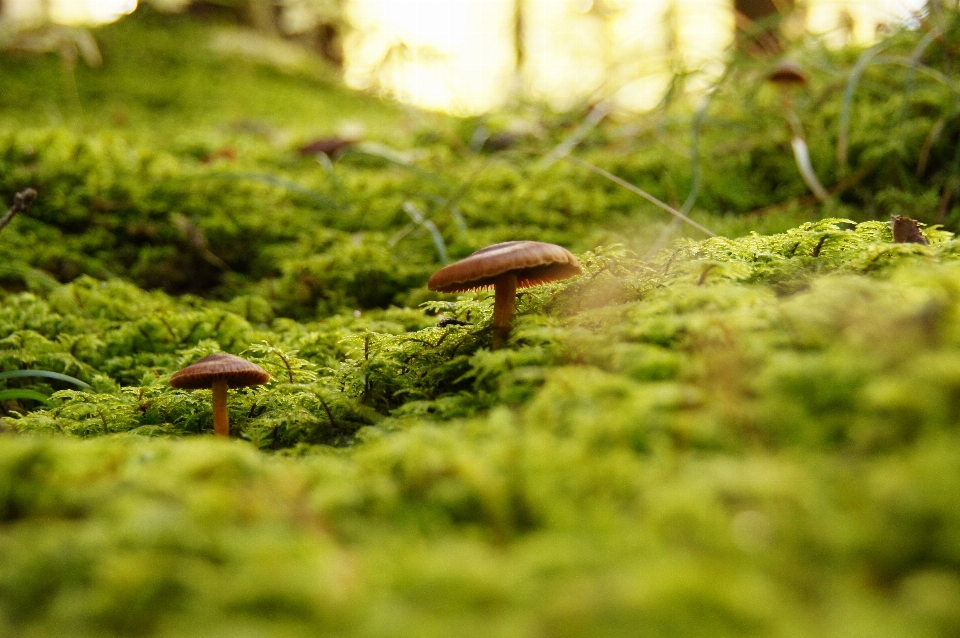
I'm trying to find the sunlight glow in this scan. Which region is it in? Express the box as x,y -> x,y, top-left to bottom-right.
6,0 -> 138,25
345,0 -> 515,115
4,0 -> 932,114
344,0 -> 927,115
808,0 -> 927,44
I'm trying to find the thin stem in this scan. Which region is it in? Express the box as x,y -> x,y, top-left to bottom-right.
275,351 -> 294,384
0,189 -> 37,234
563,157 -> 716,237
781,91 -> 802,137
492,273 -> 517,350
211,379 -> 229,437
837,41 -> 889,173
538,102 -> 612,170
790,137 -> 829,202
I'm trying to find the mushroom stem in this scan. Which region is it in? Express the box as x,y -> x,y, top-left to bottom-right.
492,273 -> 517,349
779,91 -> 829,202
790,137 -> 829,202
211,379 -> 229,437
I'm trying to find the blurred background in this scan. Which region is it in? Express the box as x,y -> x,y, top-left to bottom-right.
1,0 -> 927,115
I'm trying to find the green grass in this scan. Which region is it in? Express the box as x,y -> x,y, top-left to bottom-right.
2,5 -> 960,637
0,8 -> 408,141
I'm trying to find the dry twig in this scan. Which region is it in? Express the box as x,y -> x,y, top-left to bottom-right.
0,189 -> 38,234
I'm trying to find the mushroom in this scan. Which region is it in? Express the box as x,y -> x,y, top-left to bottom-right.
767,60 -> 829,202
169,353 -> 270,437
767,60 -> 808,89
428,241 -> 582,349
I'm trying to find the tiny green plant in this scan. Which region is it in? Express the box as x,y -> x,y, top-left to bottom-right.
0,369 -> 90,413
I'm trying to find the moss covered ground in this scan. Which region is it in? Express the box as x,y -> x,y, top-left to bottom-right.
2,6 -> 960,637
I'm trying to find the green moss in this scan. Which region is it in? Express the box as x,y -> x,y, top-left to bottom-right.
1,420 -> 960,637
0,218 -> 955,447
3,5 -> 960,636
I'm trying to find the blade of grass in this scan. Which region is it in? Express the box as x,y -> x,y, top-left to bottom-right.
349,143 -> 447,186
937,123 -> 960,223
745,161 -> 878,217
0,370 -> 92,389
899,29 -> 940,128
538,101 -> 613,170
917,117 -> 948,177
0,389 -> 53,406
837,41 -> 890,173
402,201 -> 449,264
644,89 -> 721,259
189,172 -> 341,208
563,156 -> 716,237
876,56 -> 959,95
431,160 -> 491,233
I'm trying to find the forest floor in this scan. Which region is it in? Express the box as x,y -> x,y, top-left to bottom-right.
2,7 -> 960,637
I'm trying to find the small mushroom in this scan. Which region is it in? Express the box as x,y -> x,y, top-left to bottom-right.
428,241 -> 582,349
767,60 -> 808,88
169,353 -> 270,437
298,136 -> 358,158
766,60 -> 829,202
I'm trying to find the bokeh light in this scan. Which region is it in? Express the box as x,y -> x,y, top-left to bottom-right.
5,0 -> 137,24
3,0 -> 931,114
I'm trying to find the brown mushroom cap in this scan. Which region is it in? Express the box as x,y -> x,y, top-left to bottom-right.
768,61 -> 808,86
169,353 -> 270,390
428,241 -> 582,293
